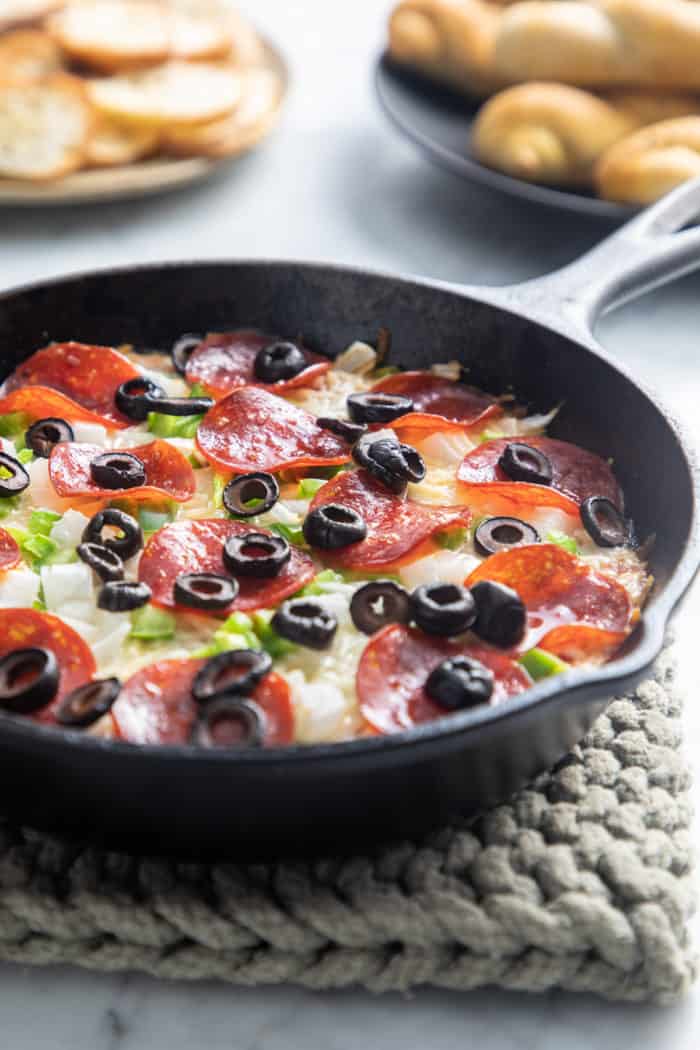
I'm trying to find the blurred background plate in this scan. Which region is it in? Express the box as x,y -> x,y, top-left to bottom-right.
375,52 -> 636,222
0,35 -> 288,207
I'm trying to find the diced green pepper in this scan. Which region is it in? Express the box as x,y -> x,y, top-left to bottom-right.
0,495 -> 20,521
479,429 -> 503,443
21,533 -> 57,564
519,648 -> 570,681
269,522 -> 306,546
251,610 -> 297,659
147,411 -> 203,439
435,526 -> 468,551
188,382 -> 209,398
546,531 -> 578,555
371,365 -> 400,379
138,506 -> 174,535
130,604 -> 177,641
299,568 -> 345,596
212,473 -> 228,509
0,412 -> 29,442
28,508 -> 61,535
297,478 -> 326,499
17,448 -> 34,464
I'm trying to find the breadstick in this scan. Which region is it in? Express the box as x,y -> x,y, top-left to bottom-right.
388,0 -> 506,96
492,0 -> 700,91
472,83 -> 698,185
596,117 -> 700,203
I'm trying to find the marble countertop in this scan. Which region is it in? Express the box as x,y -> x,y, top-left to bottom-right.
0,0 -> 698,1045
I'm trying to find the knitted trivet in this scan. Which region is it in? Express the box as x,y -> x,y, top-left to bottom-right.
0,644 -> 694,1004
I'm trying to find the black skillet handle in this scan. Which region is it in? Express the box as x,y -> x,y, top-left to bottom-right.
482,177 -> 700,342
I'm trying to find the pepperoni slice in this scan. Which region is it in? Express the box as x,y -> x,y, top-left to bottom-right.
196,386 -> 350,474
457,436 -> 623,517
0,342 -> 140,428
308,468 -> 472,570
111,658 -> 294,746
371,371 -> 502,433
0,608 -> 96,724
0,529 -> 20,572
185,330 -> 331,398
139,518 -> 316,614
466,544 -> 632,661
49,440 -> 196,503
356,624 -> 531,734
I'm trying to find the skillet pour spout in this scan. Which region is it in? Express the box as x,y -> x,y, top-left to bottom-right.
0,181 -> 698,859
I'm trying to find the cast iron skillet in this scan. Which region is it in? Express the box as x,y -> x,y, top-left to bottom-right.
375,52 -> 636,221
0,182 -> 698,860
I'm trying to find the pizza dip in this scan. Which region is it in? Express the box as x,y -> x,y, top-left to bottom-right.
0,331 -> 651,748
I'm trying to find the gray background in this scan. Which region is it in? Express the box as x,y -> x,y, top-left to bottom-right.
0,1 -> 698,1045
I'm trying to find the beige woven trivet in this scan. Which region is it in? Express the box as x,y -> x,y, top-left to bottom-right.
0,644 -> 694,1004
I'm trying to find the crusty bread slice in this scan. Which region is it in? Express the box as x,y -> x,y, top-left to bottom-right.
84,111 -> 159,166
48,1 -> 171,71
163,68 -> 281,157
0,0 -> 64,33
0,29 -> 63,83
0,74 -> 91,179
169,10 -> 232,61
162,0 -> 264,66
88,60 -> 241,126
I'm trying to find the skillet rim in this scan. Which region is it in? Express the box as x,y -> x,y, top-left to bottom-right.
0,257 -> 696,767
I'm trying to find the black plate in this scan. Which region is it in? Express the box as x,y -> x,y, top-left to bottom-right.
375,53 -> 637,221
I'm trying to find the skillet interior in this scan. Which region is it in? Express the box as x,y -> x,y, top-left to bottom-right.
0,262 -> 696,859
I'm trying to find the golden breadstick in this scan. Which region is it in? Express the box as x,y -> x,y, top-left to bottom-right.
492,0 -> 700,90
596,117 -> 700,203
472,83 -> 698,185
388,0 -> 505,96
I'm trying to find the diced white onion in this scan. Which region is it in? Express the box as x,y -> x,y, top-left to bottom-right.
92,621 -> 132,667
50,508 -> 90,549
333,341 -> 377,375
0,569 -> 40,608
72,422 -> 108,446
399,549 -> 480,590
40,562 -> 94,611
27,458 -> 70,512
430,361 -> 461,380
418,430 -> 476,466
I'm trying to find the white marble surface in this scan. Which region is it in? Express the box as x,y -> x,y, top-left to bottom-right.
0,0 -> 699,1045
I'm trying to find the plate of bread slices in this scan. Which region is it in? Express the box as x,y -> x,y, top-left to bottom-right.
378,0 -> 700,217
0,0 -> 287,204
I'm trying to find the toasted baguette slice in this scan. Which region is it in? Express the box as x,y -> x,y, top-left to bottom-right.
0,29 -> 63,83
84,111 -> 159,166
162,0 -> 264,66
49,1 -> 171,71
163,68 -> 281,157
0,0 -> 64,32
88,61 -> 241,126
170,11 -> 232,60
0,75 -> 91,180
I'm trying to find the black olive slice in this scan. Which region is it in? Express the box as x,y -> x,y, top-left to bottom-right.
90,451 -> 146,490
25,417 -> 74,458
498,442 -> 553,486
222,472 -> 279,518
474,516 -> 540,557
426,656 -> 494,710
271,599 -> 337,650
144,395 -> 213,417
350,580 -> 411,634
0,647 -> 59,714
172,333 -> 203,375
173,573 -> 238,610
222,532 -> 291,578
254,341 -> 308,382
302,504 -> 367,550
191,697 -> 266,749
353,437 -> 426,494
410,583 -> 477,637
82,508 -> 143,560
581,496 -> 630,548
470,580 -> 527,648
77,542 -> 125,582
56,677 -> 121,728
115,376 -> 166,421
346,392 -> 413,424
316,417 -> 368,444
192,649 -> 272,701
98,580 -> 152,612
0,452 -> 30,497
